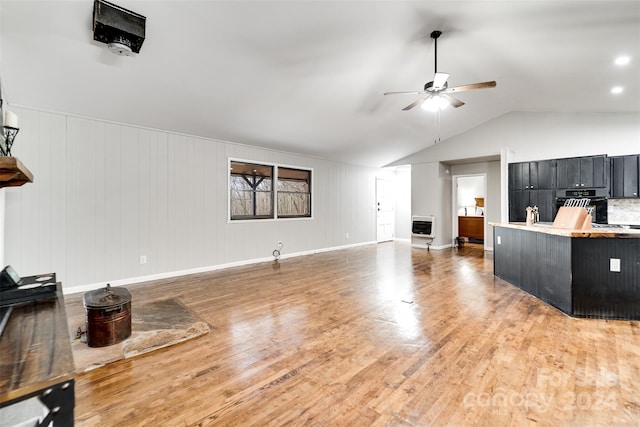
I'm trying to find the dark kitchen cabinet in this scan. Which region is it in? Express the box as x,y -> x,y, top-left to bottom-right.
556,155 -> 606,189
508,160 -> 556,222
509,190 -> 526,222
611,155 -> 639,198
509,189 -> 554,222
529,189 -> 555,221
536,159 -> 556,189
509,160 -> 556,190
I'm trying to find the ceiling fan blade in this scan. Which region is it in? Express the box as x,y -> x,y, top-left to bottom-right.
433,72 -> 449,89
442,94 -> 465,108
384,91 -> 426,96
402,97 -> 429,111
443,81 -> 496,93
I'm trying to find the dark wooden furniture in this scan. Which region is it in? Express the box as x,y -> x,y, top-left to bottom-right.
458,216 -> 484,241
0,283 -> 75,425
493,223 -> 640,320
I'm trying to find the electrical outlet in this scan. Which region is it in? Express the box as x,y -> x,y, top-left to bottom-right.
346,232 -> 350,239
140,255 -> 147,265
610,258 -> 621,272
497,236 -> 501,245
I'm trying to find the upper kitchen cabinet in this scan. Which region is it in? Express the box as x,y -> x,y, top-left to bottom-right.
508,160 -> 556,190
536,159 -> 557,189
556,155 -> 607,189
611,155 -> 639,198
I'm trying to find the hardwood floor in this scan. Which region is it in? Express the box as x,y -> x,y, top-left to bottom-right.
65,242 -> 640,426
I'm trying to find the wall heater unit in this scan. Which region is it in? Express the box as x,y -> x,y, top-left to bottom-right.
412,215 -> 435,250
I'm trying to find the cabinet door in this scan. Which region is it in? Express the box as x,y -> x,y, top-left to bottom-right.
579,157 -> 594,187
508,163 -> 519,190
556,158 -> 570,188
567,158 -> 581,187
611,156 -> 625,197
557,156 -> 605,188
509,190 -> 526,222
611,155 -> 639,197
623,155 -> 639,197
529,189 -> 555,222
537,160 -> 556,189
591,155 -> 606,188
527,162 -> 538,189
509,162 -> 535,189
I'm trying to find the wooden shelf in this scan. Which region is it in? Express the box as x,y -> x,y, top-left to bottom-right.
0,157 -> 34,188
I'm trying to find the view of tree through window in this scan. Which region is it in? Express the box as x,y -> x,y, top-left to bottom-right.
277,167 -> 311,218
229,161 -> 312,220
229,162 -> 273,219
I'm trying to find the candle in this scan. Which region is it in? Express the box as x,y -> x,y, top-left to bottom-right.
4,110 -> 19,128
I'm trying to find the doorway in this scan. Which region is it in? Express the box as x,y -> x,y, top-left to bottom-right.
376,177 -> 395,242
452,174 -> 486,248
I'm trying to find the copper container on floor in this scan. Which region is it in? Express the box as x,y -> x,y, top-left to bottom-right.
83,284 -> 131,347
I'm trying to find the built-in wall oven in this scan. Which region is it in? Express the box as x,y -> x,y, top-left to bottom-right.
555,189 -> 608,225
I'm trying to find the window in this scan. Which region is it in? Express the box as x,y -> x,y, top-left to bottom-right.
229,160 -> 312,220
229,161 -> 274,220
277,167 -> 311,218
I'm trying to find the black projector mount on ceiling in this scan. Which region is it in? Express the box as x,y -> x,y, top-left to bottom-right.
93,0 -> 146,56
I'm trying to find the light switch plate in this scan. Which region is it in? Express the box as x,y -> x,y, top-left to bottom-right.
610,258 -> 621,272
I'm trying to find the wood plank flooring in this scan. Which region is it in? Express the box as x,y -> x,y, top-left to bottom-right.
64,242 -> 640,426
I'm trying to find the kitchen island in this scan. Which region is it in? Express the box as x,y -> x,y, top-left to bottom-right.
492,222 -> 640,320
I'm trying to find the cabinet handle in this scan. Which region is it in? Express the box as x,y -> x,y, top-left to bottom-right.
581,183 -> 585,187
530,185 -> 534,189
525,185 -> 529,189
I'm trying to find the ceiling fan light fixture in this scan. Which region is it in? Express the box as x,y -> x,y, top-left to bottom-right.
421,95 -> 449,112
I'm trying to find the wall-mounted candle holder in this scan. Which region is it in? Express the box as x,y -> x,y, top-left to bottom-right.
1,110 -> 19,156
1,126 -> 19,156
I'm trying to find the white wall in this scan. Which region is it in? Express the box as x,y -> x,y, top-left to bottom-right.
411,162 -> 451,249
4,107 -> 379,292
396,112 -> 639,248
391,112 -> 640,166
393,166 -> 411,240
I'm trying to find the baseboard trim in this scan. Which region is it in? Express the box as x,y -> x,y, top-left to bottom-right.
63,241 -> 377,295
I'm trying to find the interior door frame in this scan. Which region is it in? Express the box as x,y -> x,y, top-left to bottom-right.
451,173 -> 487,250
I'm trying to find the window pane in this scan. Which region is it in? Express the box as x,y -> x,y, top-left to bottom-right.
230,161 -> 274,219
277,192 -> 310,217
277,167 -> 311,218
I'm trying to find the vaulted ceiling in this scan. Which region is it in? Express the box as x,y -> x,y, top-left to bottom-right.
1,1 -> 638,167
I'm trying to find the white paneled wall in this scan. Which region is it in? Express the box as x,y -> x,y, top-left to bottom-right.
4,107 -> 379,291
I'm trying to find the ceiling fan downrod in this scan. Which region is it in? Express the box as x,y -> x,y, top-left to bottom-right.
431,30 -> 442,74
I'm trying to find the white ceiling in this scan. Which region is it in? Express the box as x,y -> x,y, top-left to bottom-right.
1,1 -> 639,167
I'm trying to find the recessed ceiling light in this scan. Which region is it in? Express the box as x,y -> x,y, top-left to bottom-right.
611,86 -> 624,94
614,55 -> 630,66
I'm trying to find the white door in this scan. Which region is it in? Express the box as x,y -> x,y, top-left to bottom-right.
376,177 -> 395,242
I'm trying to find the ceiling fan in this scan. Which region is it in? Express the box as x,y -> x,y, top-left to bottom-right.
384,31 -> 496,112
